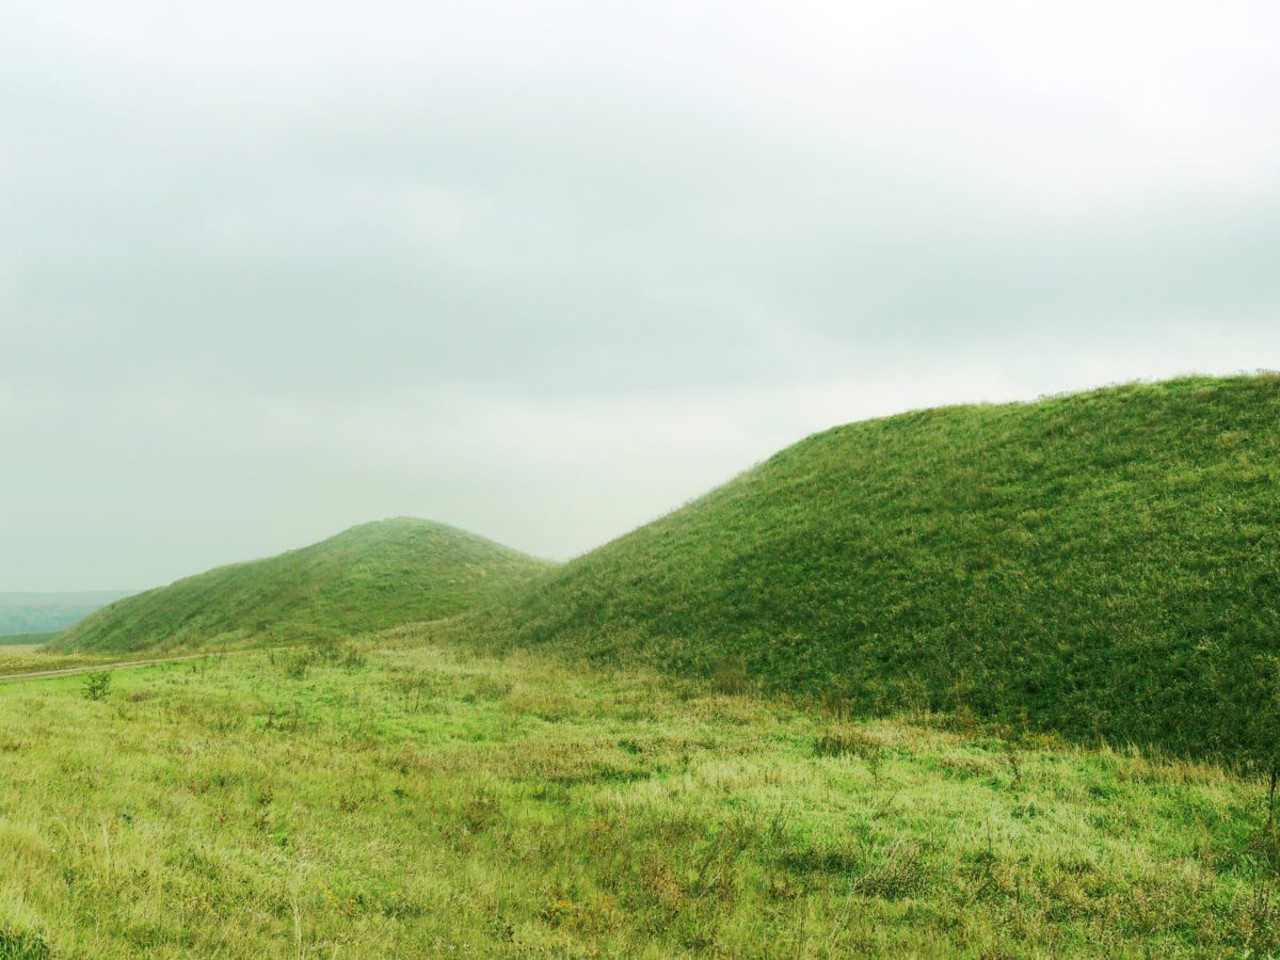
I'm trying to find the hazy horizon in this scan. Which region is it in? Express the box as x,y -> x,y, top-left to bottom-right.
4,1 -> 1279,590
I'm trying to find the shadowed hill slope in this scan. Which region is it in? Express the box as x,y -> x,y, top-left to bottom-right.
52,518 -> 554,653
466,375 -> 1280,763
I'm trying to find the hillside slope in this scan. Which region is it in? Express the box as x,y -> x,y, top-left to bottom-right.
468,375 -> 1280,764
53,518 -> 553,653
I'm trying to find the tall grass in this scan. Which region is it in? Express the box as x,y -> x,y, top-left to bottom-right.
1,640 -> 1278,957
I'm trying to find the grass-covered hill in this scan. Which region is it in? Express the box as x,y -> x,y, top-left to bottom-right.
52,518 -> 554,654
467,375 -> 1280,765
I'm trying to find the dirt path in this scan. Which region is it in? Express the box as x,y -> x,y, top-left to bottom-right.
0,653 -> 218,683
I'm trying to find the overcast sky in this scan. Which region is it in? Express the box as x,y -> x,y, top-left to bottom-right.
3,1 -> 1279,590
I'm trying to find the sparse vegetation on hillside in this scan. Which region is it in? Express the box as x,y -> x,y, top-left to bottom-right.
51,519 -> 553,654
462,375 -> 1280,767
2,641 -> 1278,958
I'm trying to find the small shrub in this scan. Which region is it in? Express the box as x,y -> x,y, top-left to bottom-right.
82,671 -> 112,701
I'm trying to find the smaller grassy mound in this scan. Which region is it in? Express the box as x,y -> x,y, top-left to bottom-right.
51,519 -> 553,653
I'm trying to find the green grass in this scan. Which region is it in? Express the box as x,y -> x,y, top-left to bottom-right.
2,637 -> 1279,958
461,375 -> 1280,767
51,518 -> 554,654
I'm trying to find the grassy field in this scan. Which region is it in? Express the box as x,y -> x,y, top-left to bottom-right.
2,633 -> 1279,959
53,519 -> 554,654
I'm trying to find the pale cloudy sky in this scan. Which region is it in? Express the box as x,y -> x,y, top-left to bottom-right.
3,1 -> 1279,590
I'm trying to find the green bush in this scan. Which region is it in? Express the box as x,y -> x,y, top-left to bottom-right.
81,671 -> 111,701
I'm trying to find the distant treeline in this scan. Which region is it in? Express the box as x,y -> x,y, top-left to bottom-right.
0,592 -> 132,637
0,631 -> 59,646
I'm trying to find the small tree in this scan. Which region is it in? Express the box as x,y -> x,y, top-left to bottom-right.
82,671 -> 112,701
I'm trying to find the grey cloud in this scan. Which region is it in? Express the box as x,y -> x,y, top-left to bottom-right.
3,1 -> 1279,588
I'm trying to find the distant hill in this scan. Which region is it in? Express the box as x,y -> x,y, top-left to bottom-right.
0,591 -> 132,637
52,518 -> 554,653
464,375 -> 1280,765
0,631 -> 61,646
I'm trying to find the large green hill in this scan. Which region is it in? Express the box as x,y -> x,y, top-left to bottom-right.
466,375 -> 1280,764
52,518 -> 554,653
